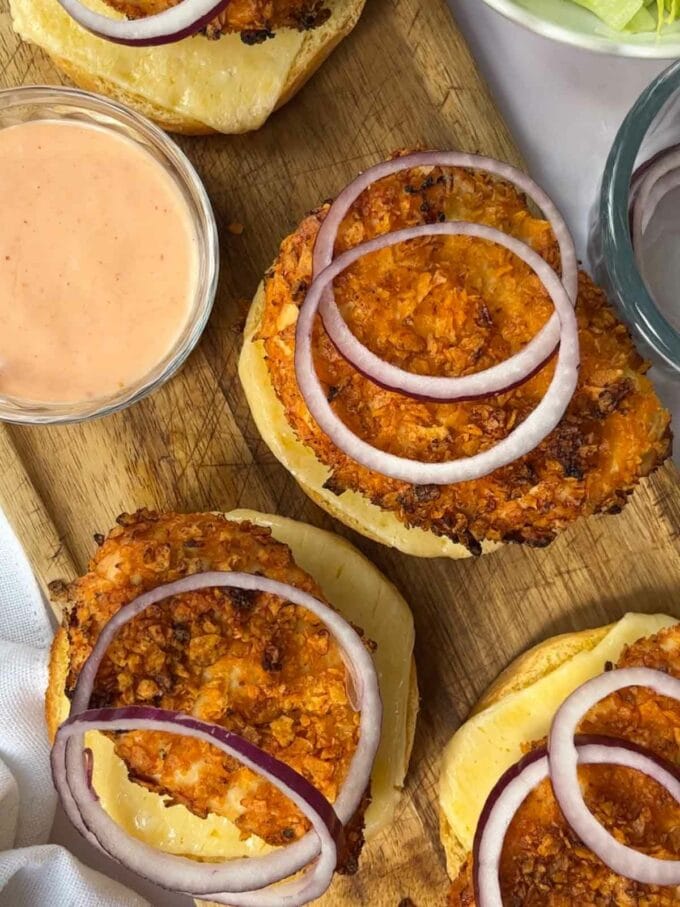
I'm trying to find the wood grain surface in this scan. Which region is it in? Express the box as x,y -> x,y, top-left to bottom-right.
1,2 -> 680,905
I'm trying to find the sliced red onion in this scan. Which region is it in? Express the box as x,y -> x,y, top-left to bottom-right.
630,147 -> 680,259
59,572 -> 381,903
56,0 -> 231,46
53,707 -> 341,905
473,735 -> 680,907
312,151 -> 578,401
630,143 -> 680,200
548,668 -> 680,886
295,222 -> 579,485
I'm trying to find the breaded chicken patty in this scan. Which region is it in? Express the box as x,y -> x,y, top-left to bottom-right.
51,511 -> 367,860
257,160 -> 671,553
103,0 -> 331,41
449,626 -> 680,906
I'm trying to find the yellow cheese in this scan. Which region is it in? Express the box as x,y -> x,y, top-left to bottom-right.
55,509 -> 416,860
439,612 -> 678,856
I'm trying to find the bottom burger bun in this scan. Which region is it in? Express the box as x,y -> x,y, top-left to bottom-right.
438,611 -> 679,882
46,510 -> 418,869
239,282 -> 500,560
9,0 -> 365,135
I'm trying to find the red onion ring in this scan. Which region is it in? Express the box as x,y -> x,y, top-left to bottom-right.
630,147 -> 680,260
312,151 -> 578,401
548,667 -> 680,886
56,0 -> 231,46
53,707 -> 341,905
57,572 -> 382,903
295,222 -> 579,485
473,735 -> 680,907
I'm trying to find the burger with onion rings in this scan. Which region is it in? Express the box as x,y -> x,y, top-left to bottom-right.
9,0 -> 365,133
440,612 -> 680,905
46,509 -> 417,905
239,151 -> 671,558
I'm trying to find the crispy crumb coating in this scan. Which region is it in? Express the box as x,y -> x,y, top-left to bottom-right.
257,160 -> 671,554
57,510 -> 366,861
103,0 -> 331,40
449,626 -> 680,906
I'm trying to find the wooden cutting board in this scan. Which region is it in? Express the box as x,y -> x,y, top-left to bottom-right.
1,1 -> 680,904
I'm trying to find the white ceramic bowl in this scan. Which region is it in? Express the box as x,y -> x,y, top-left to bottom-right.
481,0 -> 680,58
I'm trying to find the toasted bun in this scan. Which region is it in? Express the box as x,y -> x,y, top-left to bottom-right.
239,282 -> 501,559
438,612 -> 679,881
10,0 -> 365,135
46,510 -> 418,878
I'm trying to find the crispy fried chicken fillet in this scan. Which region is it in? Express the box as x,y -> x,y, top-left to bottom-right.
240,157 -> 671,557
9,0 -> 365,134
103,0 -> 331,41
47,511 -> 374,864
447,624 -> 680,906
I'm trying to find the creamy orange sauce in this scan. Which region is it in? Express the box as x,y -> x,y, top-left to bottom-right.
0,120 -> 198,404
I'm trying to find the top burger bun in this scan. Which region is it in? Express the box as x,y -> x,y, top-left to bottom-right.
9,0 -> 366,134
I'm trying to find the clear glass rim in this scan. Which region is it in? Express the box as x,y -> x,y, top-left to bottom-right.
0,84 -> 219,425
479,0 -> 680,58
600,59 -> 680,372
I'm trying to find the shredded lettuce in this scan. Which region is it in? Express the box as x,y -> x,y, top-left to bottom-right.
568,0 -> 680,31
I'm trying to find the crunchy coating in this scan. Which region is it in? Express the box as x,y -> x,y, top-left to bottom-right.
103,0 -> 331,40
257,160 -> 671,554
55,511 -> 366,859
449,626 -> 680,906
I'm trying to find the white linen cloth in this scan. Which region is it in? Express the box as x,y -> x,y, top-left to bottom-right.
0,508 -> 153,906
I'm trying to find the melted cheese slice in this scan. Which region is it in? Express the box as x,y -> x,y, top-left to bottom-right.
439,612 -> 678,859
55,510 -> 416,860
9,0 -> 339,133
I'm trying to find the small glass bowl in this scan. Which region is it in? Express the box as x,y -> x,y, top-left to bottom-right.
590,60 -> 680,376
0,85 -> 219,425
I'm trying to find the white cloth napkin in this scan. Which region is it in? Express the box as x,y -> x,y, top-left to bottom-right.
0,509 -> 152,907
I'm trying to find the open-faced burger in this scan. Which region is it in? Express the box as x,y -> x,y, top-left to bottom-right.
440,612 -> 680,906
239,151 -> 671,558
46,509 -> 417,905
9,0 -> 365,133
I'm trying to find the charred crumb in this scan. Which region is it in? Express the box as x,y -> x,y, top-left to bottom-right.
594,378 -> 634,418
172,622 -> 190,643
294,4 -> 331,30
262,644 -> 283,672
323,474 -> 347,496
281,827 -> 296,840
184,538 -> 203,548
93,533 -> 105,546
465,532 -> 483,557
293,280 -> 308,303
241,27 -> 275,45
604,660 -> 614,672
336,789 -> 370,875
327,385 -> 340,403
414,483 -> 441,503
546,422 -> 585,481
48,578 -> 70,602
398,899 -> 418,907
397,483 -> 440,515
475,303 -> 493,328
228,586 -> 258,612
88,688 -> 116,709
